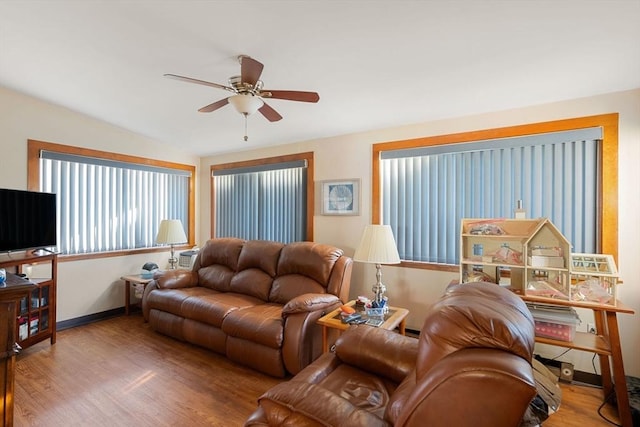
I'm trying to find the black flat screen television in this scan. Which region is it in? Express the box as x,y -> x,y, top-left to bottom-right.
0,188 -> 57,253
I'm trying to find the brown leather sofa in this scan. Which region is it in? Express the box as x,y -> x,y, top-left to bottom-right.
142,238 -> 352,377
245,282 -> 537,426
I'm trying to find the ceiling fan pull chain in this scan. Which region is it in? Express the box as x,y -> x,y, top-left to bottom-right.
243,113 -> 249,142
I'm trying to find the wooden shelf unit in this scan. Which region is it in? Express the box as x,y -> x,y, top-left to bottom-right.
522,295 -> 635,427
0,251 -> 57,349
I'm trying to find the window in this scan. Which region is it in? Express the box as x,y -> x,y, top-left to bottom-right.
211,152 -> 314,242
28,140 -> 195,257
373,114 -> 618,270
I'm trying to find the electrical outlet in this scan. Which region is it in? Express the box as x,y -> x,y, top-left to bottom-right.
587,323 -> 597,334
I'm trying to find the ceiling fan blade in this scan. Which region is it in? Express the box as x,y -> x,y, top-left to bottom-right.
198,97 -> 230,113
261,90 -> 320,103
258,102 -> 283,122
164,74 -> 234,92
240,56 -> 264,86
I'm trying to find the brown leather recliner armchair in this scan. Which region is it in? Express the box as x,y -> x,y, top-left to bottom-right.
245,282 -> 537,426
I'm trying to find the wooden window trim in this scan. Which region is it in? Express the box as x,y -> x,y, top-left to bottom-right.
27,139 -> 196,262
210,152 -> 315,241
372,113 -> 618,271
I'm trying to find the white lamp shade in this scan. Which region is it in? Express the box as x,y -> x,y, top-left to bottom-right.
353,224 -> 401,264
155,219 -> 187,245
228,94 -> 264,115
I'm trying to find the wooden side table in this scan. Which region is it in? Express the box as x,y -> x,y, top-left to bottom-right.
120,275 -> 152,315
317,300 -> 409,353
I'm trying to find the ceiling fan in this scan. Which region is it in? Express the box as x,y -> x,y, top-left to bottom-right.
165,55 -> 320,141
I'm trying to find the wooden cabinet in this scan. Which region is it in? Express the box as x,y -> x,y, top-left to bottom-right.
0,252 -> 56,426
0,251 -> 57,349
1,273 -> 35,426
460,218 -> 571,299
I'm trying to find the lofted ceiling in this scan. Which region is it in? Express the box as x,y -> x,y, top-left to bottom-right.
1,1 -> 639,157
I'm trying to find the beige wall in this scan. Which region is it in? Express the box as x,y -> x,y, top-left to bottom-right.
0,85 -> 199,322
201,88 -> 640,377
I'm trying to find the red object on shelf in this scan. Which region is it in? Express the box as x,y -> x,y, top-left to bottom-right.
534,320 -> 576,342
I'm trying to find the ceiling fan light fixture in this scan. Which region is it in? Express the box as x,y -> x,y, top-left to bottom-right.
228,94 -> 264,115
165,56 -> 319,123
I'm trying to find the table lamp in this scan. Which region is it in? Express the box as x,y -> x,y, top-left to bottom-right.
155,219 -> 187,269
353,224 -> 401,308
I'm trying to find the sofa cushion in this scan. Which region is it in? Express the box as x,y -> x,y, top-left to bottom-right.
276,242 -> 343,285
222,303 -> 285,348
237,240 -> 283,277
318,364 -> 396,419
334,325 -> 418,384
268,238 -> 343,305
229,240 -> 283,300
145,287 -> 213,317
196,237 -> 244,291
198,264 -> 235,292
181,291 -> 264,327
229,270 -> 274,301
270,275 -> 326,305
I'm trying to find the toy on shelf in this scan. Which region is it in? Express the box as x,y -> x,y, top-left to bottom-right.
460,218 -> 571,299
570,253 -> 618,305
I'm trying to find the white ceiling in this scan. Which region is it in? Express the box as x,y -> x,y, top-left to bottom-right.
1,1 -> 639,157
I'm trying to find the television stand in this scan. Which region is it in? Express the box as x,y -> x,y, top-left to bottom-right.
1,273 -> 35,426
30,247 -> 56,255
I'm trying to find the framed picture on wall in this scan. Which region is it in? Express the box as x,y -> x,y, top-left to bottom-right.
321,179 -> 360,215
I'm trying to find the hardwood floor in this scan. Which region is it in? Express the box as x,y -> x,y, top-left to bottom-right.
546,382 -> 621,427
14,315 -> 283,426
13,314 -> 622,426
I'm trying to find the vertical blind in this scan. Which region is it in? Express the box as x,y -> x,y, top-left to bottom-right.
39,151 -> 190,255
380,128 -> 602,265
213,161 -> 307,243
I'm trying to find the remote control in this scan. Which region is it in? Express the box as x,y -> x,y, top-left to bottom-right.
341,313 -> 362,324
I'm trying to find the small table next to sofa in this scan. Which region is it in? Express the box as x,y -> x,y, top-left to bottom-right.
121,274 -> 153,315
317,300 -> 409,352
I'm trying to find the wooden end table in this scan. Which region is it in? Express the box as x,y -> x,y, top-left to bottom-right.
121,274 -> 152,315
317,300 -> 409,352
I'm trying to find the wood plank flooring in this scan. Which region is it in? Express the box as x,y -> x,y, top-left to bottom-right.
14,315 -> 283,426
13,314 -> 622,426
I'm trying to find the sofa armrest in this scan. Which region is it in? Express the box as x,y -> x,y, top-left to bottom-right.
245,381 -> 390,427
154,269 -> 198,289
281,294 -> 343,375
281,293 -> 341,317
394,348 -> 536,427
334,325 -> 419,383
141,279 -> 158,321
